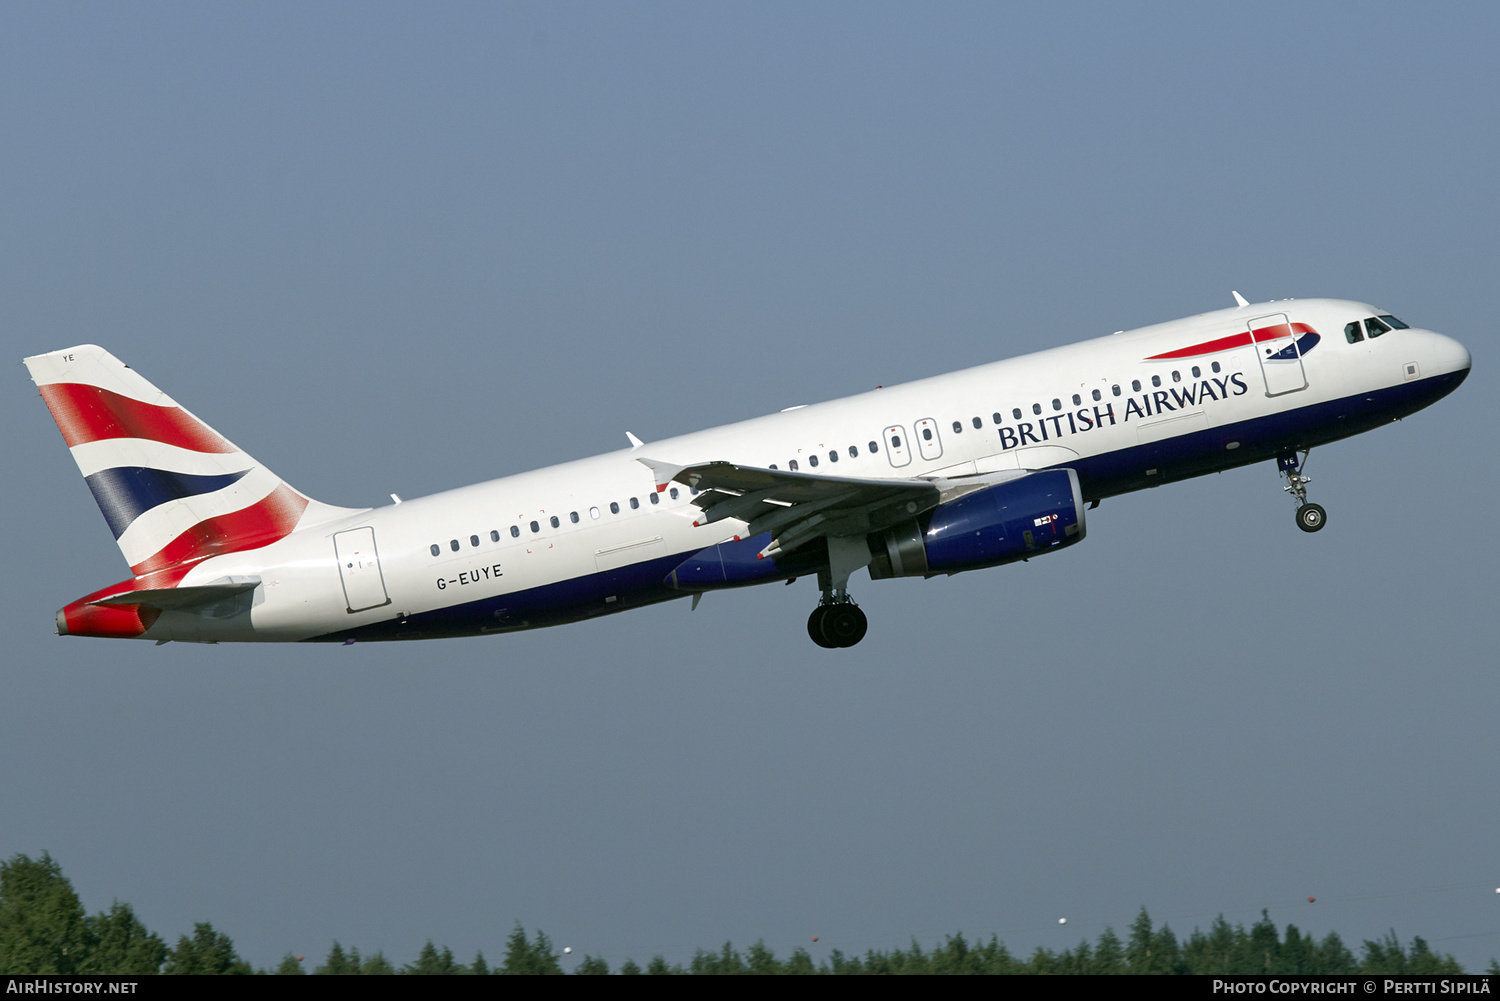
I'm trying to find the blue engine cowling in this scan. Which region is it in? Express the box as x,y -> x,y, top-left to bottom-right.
867,468 -> 1086,579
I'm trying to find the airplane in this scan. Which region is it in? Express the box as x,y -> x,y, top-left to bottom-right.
23,294 -> 1470,649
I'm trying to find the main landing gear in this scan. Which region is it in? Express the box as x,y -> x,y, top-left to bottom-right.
807,534 -> 873,648
808,599 -> 868,649
1278,451 -> 1327,534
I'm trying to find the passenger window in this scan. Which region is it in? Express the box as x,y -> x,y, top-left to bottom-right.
589,507 -> 601,519
1112,385 -> 1121,396
1191,366 -> 1201,378
1072,394 -> 1081,406
1092,389 -> 1101,401
629,497 -> 639,509
809,454 -> 819,467
571,511 -> 580,522
868,441 -> 879,453
1132,380 -> 1141,391
921,428 -> 932,441
1366,316 -> 1391,338
1012,408 -> 1022,420
1345,321 -> 1364,343
1379,314 -> 1410,330
972,416 -> 982,429
649,493 -> 659,505
490,530 -> 500,542
1171,371 -> 1181,383
829,450 -> 839,462
530,521 -> 539,533
952,421 -> 962,434
789,460 -> 799,471
888,436 -> 900,449
993,412 -> 1003,424
769,464 -> 777,469
470,535 -> 480,547
1211,362 -> 1221,373
511,525 -> 521,537
1032,403 -> 1042,415
1151,375 -> 1161,387
849,445 -> 858,458
1052,399 -> 1061,411
669,488 -> 679,500
430,544 -> 440,557
609,502 -> 619,514
450,539 -> 460,552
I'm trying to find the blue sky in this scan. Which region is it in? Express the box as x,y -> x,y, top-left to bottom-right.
3,3 -> 1496,970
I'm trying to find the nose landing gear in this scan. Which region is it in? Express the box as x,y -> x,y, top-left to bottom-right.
1278,451 -> 1327,533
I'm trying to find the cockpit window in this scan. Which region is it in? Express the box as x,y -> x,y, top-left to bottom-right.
1345,321 -> 1364,344
1365,316 -> 1391,338
1378,314 -> 1409,330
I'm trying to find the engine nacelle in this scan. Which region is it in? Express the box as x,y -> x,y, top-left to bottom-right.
867,469 -> 1086,579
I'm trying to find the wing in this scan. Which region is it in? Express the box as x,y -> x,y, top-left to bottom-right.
639,458 -> 942,559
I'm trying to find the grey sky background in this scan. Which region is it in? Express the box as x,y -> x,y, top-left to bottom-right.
3,2 -> 1496,971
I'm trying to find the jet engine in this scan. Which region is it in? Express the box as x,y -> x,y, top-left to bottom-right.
866,469 -> 1086,579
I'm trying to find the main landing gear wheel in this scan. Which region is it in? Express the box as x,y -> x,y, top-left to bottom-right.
1296,502 -> 1327,533
808,606 -> 836,648
807,603 -> 868,648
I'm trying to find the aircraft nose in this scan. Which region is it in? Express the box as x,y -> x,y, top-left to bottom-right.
1431,332 -> 1472,375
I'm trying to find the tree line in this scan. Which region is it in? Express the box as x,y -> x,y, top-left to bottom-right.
1,852 -> 1486,975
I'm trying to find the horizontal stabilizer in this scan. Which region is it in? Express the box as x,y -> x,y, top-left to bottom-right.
92,576 -> 261,611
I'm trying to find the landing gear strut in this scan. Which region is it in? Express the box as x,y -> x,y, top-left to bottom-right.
1278,451 -> 1327,533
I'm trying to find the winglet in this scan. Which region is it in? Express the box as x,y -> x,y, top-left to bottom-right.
1231,290 -> 1249,308
634,456 -> 686,492
625,431 -> 644,450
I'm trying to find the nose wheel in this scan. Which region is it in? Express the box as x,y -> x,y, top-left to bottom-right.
1296,502 -> 1327,533
1279,451 -> 1327,533
808,600 -> 868,648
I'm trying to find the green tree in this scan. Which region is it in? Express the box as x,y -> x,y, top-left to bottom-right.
0,852 -> 90,974
745,941 -> 781,975
80,903 -> 165,975
469,950 -> 488,975
162,922 -> 252,975
1358,932 -> 1462,975
316,941 -> 362,975
275,954 -> 306,975
689,942 -> 746,974
360,951 -> 395,975
1092,927 -> 1127,974
619,958 -> 642,975
403,940 -> 463,974
575,954 -> 610,975
500,925 -> 561,974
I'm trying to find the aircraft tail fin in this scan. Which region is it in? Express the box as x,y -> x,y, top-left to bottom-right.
24,345 -> 358,581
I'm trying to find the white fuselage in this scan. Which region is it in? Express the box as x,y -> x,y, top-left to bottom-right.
152,298 -> 1470,643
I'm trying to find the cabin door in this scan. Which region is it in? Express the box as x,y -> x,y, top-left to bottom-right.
1249,312 -> 1309,397
334,527 -> 391,613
